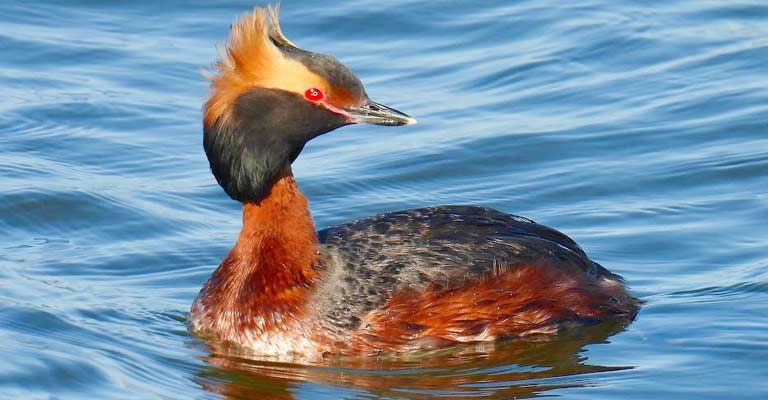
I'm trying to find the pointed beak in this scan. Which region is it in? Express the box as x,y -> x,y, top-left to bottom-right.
344,99 -> 417,126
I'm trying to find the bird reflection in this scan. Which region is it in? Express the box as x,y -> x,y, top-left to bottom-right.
191,319 -> 634,400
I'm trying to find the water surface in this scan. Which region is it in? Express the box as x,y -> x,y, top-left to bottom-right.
2,1 -> 768,399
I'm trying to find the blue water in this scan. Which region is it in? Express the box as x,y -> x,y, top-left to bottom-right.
2,1 -> 767,398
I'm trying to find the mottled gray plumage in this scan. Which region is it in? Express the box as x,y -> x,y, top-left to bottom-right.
311,205 -> 622,332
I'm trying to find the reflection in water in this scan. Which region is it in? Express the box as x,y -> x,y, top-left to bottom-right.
192,320 -> 633,399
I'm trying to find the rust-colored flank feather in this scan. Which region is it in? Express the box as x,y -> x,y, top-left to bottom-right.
348,263 -> 635,354
203,5 -> 326,128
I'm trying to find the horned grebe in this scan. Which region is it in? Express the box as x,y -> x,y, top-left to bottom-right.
190,6 -> 639,358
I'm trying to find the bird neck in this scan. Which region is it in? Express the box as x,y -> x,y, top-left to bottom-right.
197,167 -> 319,335
234,167 -> 319,288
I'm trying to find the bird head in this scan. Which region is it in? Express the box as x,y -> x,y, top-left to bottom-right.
203,5 -> 414,203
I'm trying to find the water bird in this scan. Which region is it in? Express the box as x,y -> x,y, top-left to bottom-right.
190,6 -> 639,358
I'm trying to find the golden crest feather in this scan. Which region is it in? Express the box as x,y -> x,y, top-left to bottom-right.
203,5 -> 325,127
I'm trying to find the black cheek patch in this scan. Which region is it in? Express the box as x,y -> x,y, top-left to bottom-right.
203,88 -> 347,203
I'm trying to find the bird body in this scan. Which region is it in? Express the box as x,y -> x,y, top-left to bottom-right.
190,6 -> 638,359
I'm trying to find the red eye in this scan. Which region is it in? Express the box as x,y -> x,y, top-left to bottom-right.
304,88 -> 324,102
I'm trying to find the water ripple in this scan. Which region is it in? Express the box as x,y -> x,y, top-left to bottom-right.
2,1 -> 768,399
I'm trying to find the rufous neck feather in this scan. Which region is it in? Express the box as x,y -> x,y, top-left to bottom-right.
236,168 -> 318,275
195,167 -> 319,336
